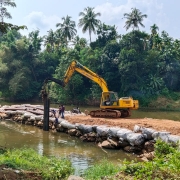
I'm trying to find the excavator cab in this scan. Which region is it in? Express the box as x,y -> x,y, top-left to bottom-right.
101,91 -> 139,110
101,91 -> 119,106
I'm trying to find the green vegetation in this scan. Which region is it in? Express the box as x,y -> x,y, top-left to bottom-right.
121,140 -> 180,179
83,140 -> 180,180
83,159 -> 121,180
0,147 -> 74,179
1,142 -> 180,179
0,2 -> 180,108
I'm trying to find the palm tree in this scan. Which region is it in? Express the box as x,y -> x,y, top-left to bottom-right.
54,30 -> 66,49
153,34 -> 162,50
150,24 -> 159,36
28,30 -> 43,53
0,0 -> 16,22
56,15 -> 77,46
149,24 -> 159,49
78,7 -> 101,43
71,35 -> 87,47
43,29 -> 56,52
124,8 -> 147,31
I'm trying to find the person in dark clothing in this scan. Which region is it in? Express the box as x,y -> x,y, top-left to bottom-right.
58,105 -> 62,118
51,109 -> 56,117
51,109 -> 58,126
61,105 -> 65,118
55,117 -> 58,125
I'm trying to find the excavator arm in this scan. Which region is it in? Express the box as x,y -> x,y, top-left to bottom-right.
44,77 -> 64,87
45,61 -> 108,92
63,61 -> 109,92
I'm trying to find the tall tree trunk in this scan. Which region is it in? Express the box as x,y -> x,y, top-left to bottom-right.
89,29 -> 91,43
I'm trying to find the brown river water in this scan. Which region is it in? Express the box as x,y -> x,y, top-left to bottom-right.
1,102 -> 180,175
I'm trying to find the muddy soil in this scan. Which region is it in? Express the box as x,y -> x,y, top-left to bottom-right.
65,115 -> 180,136
0,165 -> 42,180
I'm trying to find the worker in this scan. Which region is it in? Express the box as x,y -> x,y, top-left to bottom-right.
54,117 -> 59,127
51,109 -> 56,117
51,109 -> 58,126
58,105 -> 62,118
61,104 -> 65,118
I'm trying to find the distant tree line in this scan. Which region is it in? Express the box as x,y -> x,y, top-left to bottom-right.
0,2 -> 180,107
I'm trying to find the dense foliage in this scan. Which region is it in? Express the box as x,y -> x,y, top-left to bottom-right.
0,4 -> 180,107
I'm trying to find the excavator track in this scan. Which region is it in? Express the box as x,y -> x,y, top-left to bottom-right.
120,109 -> 131,118
89,109 -> 131,118
90,109 -> 121,118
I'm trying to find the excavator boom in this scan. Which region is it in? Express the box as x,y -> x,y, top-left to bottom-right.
63,61 -> 109,92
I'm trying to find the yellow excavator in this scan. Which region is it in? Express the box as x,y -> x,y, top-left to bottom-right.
44,60 -> 139,118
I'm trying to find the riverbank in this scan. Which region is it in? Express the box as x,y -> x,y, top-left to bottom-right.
1,104 -> 180,159
1,104 -> 180,179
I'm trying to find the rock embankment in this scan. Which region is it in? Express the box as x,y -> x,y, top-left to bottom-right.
1,104 -> 180,162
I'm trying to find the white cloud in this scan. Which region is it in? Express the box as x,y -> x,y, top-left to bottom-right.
23,11 -> 61,36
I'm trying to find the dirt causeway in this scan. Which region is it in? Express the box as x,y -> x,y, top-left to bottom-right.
65,115 -> 180,136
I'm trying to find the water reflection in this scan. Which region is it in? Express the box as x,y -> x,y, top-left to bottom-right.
0,120 -> 136,175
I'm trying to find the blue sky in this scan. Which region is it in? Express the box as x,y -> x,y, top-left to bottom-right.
6,0 -> 180,41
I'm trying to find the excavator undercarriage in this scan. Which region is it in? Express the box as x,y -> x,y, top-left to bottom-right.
89,109 -> 131,118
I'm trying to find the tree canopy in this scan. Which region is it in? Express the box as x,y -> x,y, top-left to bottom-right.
0,5 -> 180,107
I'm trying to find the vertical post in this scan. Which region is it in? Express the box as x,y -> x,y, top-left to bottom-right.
43,93 -> 49,131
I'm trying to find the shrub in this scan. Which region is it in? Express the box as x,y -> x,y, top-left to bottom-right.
121,140 -> 180,179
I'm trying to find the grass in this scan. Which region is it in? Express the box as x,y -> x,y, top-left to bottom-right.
0,147 -> 74,179
83,159 -> 121,180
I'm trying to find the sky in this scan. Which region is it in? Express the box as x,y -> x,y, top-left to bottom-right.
5,0 -> 180,42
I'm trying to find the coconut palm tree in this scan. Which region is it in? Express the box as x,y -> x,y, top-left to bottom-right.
152,34 -> 162,50
56,15 -> 77,46
28,30 -> 43,53
43,29 -> 56,52
124,8 -> 147,31
78,7 -> 101,43
71,35 -> 87,48
150,24 -> 159,36
54,30 -> 66,49
0,0 -> 16,22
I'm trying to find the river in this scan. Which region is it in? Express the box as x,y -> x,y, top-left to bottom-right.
0,120 -> 135,175
1,102 -> 180,175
